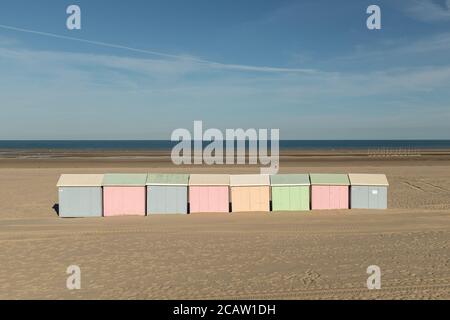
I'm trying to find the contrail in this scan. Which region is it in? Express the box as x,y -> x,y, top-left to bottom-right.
0,23 -> 316,74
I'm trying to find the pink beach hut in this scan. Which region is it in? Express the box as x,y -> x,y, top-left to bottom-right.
310,174 -> 350,210
102,173 -> 147,216
189,174 -> 230,213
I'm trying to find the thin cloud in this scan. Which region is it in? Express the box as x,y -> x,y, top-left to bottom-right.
2,40 -> 450,98
0,23 -> 317,74
328,32 -> 450,64
1,39 -> 449,139
404,0 -> 450,22
0,34 -> 19,46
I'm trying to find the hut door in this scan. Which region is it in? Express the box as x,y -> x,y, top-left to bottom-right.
351,186 -> 369,209
368,187 -> 379,209
369,187 -> 387,209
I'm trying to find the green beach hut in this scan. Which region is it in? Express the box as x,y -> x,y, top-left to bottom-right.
270,174 -> 311,211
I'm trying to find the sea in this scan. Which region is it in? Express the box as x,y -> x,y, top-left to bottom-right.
0,140 -> 449,150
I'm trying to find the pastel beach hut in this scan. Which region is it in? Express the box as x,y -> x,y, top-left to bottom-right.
310,174 -> 350,210
146,173 -> 189,214
230,174 -> 270,212
348,174 -> 389,209
270,174 -> 311,211
189,174 -> 230,213
102,173 -> 147,216
56,174 -> 104,218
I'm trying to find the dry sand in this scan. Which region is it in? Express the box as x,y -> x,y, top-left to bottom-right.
0,152 -> 449,299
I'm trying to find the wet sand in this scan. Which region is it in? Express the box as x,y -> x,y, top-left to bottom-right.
0,151 -> 449,299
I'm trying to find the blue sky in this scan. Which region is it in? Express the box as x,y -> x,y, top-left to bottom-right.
0,0 -> 450,139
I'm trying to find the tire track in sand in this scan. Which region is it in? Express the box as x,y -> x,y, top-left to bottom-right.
420,182 -> 450,193
401,181 -> 426,192
187,282 -> 450,300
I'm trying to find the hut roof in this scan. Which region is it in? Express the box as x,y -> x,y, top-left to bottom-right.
309,173 -> 350,186
102,173 -> 147,186
270,174 -> 310,186
348,174 -> 389,186
146,173 -> 189,186
230,174 -> 270,186
57,174 -> 104,187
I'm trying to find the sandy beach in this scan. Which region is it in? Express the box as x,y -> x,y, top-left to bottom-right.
0,150 -> 449,299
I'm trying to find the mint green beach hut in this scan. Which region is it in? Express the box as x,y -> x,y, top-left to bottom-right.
270,174 -> 311,211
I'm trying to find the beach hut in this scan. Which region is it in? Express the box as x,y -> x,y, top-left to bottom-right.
348,174 -> 389,209
270,174 -> 311,211
310,174 -> 350,210
189,174 -> 229,213
56,174 -> 104,218
146,173 -> 189,214
102,173 -> 147,216
230,174 -> 270,212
